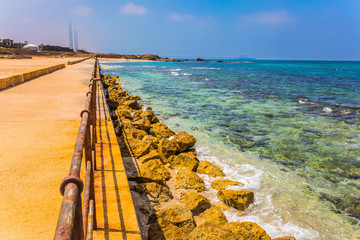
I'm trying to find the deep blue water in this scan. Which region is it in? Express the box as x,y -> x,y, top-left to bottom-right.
101,60 -> 360,239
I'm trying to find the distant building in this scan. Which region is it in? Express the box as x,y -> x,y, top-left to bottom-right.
23,44 -> 39,51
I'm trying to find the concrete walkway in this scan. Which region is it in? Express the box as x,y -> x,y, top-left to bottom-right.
0,59 -> 93,239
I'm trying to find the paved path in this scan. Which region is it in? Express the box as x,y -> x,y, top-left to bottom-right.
0,59 -> 93,239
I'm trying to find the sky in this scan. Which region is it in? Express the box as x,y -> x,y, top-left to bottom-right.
0,0 -> 359,60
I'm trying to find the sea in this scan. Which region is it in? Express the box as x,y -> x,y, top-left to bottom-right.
100,59 -> 360,240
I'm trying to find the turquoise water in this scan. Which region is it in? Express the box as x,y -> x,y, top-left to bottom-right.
101,60 -> 360,239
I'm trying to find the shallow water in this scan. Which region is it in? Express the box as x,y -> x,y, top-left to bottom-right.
101,60 -> 360,239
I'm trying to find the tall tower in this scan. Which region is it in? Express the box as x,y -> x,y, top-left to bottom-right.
74,30 -> 78,52
69,22 -> 73,50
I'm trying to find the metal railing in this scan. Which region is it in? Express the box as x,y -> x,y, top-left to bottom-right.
54,58 -> 100,240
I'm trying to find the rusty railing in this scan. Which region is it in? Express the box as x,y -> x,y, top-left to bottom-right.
54,58 -> 100,240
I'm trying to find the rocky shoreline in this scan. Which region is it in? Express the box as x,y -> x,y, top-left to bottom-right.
101,73 -> 295,240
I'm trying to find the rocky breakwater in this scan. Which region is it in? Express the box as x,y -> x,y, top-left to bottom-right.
101,74 -> 295,240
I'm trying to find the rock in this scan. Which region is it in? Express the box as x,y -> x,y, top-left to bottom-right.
197,161 -> 226,177
151,122 -> 175,138
210,179 -> 244,191
148,203 -> 195,240
138,150 -> 161,163
188,223 -> 237,240
273,237 -> 296,240
116,108 -> 133,120
217,190 -> 254,211
127,138 -> 152,158
158,139 -> 178,164
141,109 -> 159,123
132,118 -> 151,131
124,127 -> 147,140
198,206 -> 228,226
176,169 -> 205,192
171,131 -> 196,152
139,159 -> 171,184
123,100 -> 142,110
180,191 -> 211,214
215,202 -> 230,211
130,95 -> 141,100
132,182 -> 173,203
168,152 -> 199,171
142,135 -> 160,146
225,222 -> 271,240
196,58 -> 207,62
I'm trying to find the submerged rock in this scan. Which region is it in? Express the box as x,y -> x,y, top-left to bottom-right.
210,179 -> 244,191
168,152 -> 199,171
148,203 -> 195,240
180,191 -> 211,215
139,159 -> 171,184
176,169 -> 205,192
217,190 -> 254,211
197,160 -> 226,177
198,206 -> 228,226
225,222 -> 271,240
171,131 -> 196,152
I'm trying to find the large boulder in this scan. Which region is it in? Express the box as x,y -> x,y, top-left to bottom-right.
151,122 -> 175,138
168,152 -> 199,171
273,237 -> 296,240
139,159 -> 171,184
198,206 -> 228,226
217,190 -> 254,211
127,137 -> 152,158
124,127 -> 147,140
210,179 -> 244,191
132,182 -> 173,203
187,223 -> 237,240
180,191 -> 211,215
197,160 -> 226,177
138,150 -> 161,164
141,109 -> 159,123
123,100 -> 142,110
158,139 -> 178,164
116,108 -> 133,120
225,222 -> 271,240
148,203 -> 195,240
131,118 -> 151,131
171,131 -> 196,152
176,169 -> 205,192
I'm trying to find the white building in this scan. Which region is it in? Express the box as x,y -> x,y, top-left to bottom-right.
23,44 -> 39,51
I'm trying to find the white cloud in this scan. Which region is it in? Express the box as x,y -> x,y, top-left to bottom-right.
241,10 -> 297,24
72,5 -> 93,16
168,13 -> 184,21
120,2 -> 148,15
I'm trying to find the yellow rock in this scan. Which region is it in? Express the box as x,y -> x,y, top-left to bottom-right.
211,179 -> 244,191
168,152 -> 199,171
198,206 -> 228,226
225,222 -> 271,240
133,182 -> 173,203
217,190 -> 254,211
123,100 -> 142,110
187,223 -> 237,240
176,169 -> 205,192
139,159 -> 171,184
180,191 -> 211,214
140,109 -> 159,123
151,122 -> 175,138
138,150 -> 161,163
131,118 -> 151,131
197,160 -> 226,177
158,139 -> 178,164
273,237 -> 296,240
171,131 -> 196,152
215,202 -> 230,211
149,203 -> 195,240
124,128 -> 147,140
127,137 -> 152,157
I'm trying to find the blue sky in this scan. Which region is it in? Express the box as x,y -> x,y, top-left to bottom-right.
0,0 -> 359,60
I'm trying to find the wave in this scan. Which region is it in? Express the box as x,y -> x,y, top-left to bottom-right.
100,65 -> 124,70
170,72 -> 192,76
192,67 -> 221,70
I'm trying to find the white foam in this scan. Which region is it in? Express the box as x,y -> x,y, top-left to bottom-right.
170,72 -> 180,76
141,66 -> 156,68
170,68 -> 183,71
323,107 -> 333,113
100,65 -> 124,70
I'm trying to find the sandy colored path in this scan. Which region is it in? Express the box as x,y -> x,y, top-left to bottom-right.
0,59 -> 93,239
0,57 -> 85,78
